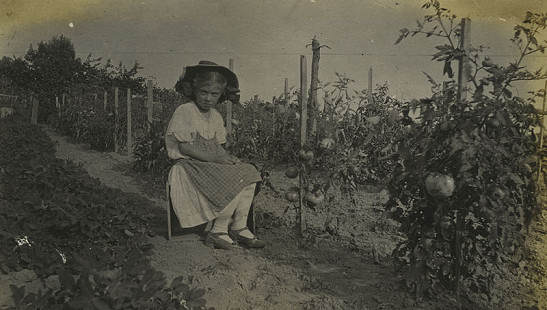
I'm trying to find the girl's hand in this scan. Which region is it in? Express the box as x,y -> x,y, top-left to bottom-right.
213,155 -> 240,165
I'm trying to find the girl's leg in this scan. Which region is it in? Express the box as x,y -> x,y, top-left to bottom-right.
210,198 -> 238,243
210,183 -> 256,242
231,183 -> 256,239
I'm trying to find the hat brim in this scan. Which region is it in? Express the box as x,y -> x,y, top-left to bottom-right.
179,64 -> 239,90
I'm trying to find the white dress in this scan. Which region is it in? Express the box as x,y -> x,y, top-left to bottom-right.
165,102 -> 227,227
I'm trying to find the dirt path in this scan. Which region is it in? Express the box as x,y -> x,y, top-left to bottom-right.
43,126 -> 453,310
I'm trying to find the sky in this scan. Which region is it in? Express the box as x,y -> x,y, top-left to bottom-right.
0,0 -> 546,104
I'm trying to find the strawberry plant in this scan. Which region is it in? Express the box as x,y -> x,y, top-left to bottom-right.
388,1 -> 545,304
0,118 -> 212,309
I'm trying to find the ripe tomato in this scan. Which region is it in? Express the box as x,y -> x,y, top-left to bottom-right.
422,238 -> 433,251
285,191 -> 299,202
482,58 -> 495,67
439,220 -> 451,230
439,216 -> 452,230
487,118 -> 501,128
483,209 -> 495,221
304,191 -> 325,206
348,164 -> 359,174
440,122 -> 451,132
366,115 -> 381,125
319,138 -> 335,150
425,173 -> 455,199
387,109 -> 400,126
299,149 -> 314,160
285,166 -> 299,179
491,187 -> 507,200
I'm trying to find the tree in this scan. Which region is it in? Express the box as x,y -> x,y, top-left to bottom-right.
25,35 -> 82,96
24,35 -> 82,121
0,56 -> 30,95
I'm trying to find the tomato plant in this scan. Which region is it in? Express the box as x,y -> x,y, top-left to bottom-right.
221,94 -> 301,163
313,79 -> 406,192
389,1 -> 545,302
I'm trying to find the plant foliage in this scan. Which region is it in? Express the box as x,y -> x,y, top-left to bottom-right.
389,0 -> 545,303
0,117 -> 212,309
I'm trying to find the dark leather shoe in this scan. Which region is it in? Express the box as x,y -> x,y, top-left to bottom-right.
204,232 -> 236,250
230,227 -> 267,248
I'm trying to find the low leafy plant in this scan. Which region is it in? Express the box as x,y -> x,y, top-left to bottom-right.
0,118 -> 212,309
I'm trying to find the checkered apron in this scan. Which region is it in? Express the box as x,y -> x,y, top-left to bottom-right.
178,133 -> 262,212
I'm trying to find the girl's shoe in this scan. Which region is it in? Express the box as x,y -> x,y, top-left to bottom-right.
230,227 -> 267,248
204,232 -> 236,250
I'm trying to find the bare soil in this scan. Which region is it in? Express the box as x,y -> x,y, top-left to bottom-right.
3,126 -> 544,310
42,127 -> 433,310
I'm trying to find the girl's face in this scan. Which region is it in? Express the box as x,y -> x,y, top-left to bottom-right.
194,83 -> 224,113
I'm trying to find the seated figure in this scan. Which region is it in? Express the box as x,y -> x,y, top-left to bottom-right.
165,60 -> 266,250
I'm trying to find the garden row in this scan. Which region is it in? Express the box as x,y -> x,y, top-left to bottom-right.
1,1 -> 546,306
0,117 -> 210,309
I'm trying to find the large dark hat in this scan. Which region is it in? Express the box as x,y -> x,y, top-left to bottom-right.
175,60 -> 240,103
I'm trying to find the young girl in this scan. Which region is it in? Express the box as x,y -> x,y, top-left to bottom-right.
165,61 -> 266,250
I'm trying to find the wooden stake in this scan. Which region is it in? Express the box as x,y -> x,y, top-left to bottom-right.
127,88 -> 132,157
147,79 -> 153,132
310,37 -> 320,137
31,97 -> 38,124
454,19 -> 471,297
300,55 -> 308,146
537,80 -> 547,183
368,67 -> 373,105
284,77 -> 289,110
299,55 -> 308,236
56,96 -> 60,117
226,59 -> 234,147
167,183 -> 172,241
114,87 -> 119,153
358,67 -> 373,125
457,18 -> 472,102
299,172 -> 307,235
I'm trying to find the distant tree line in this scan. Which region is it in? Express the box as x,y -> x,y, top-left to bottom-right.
0,35 -> 146,122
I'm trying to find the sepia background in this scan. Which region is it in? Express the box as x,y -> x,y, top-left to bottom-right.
1,0 -> 545,102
